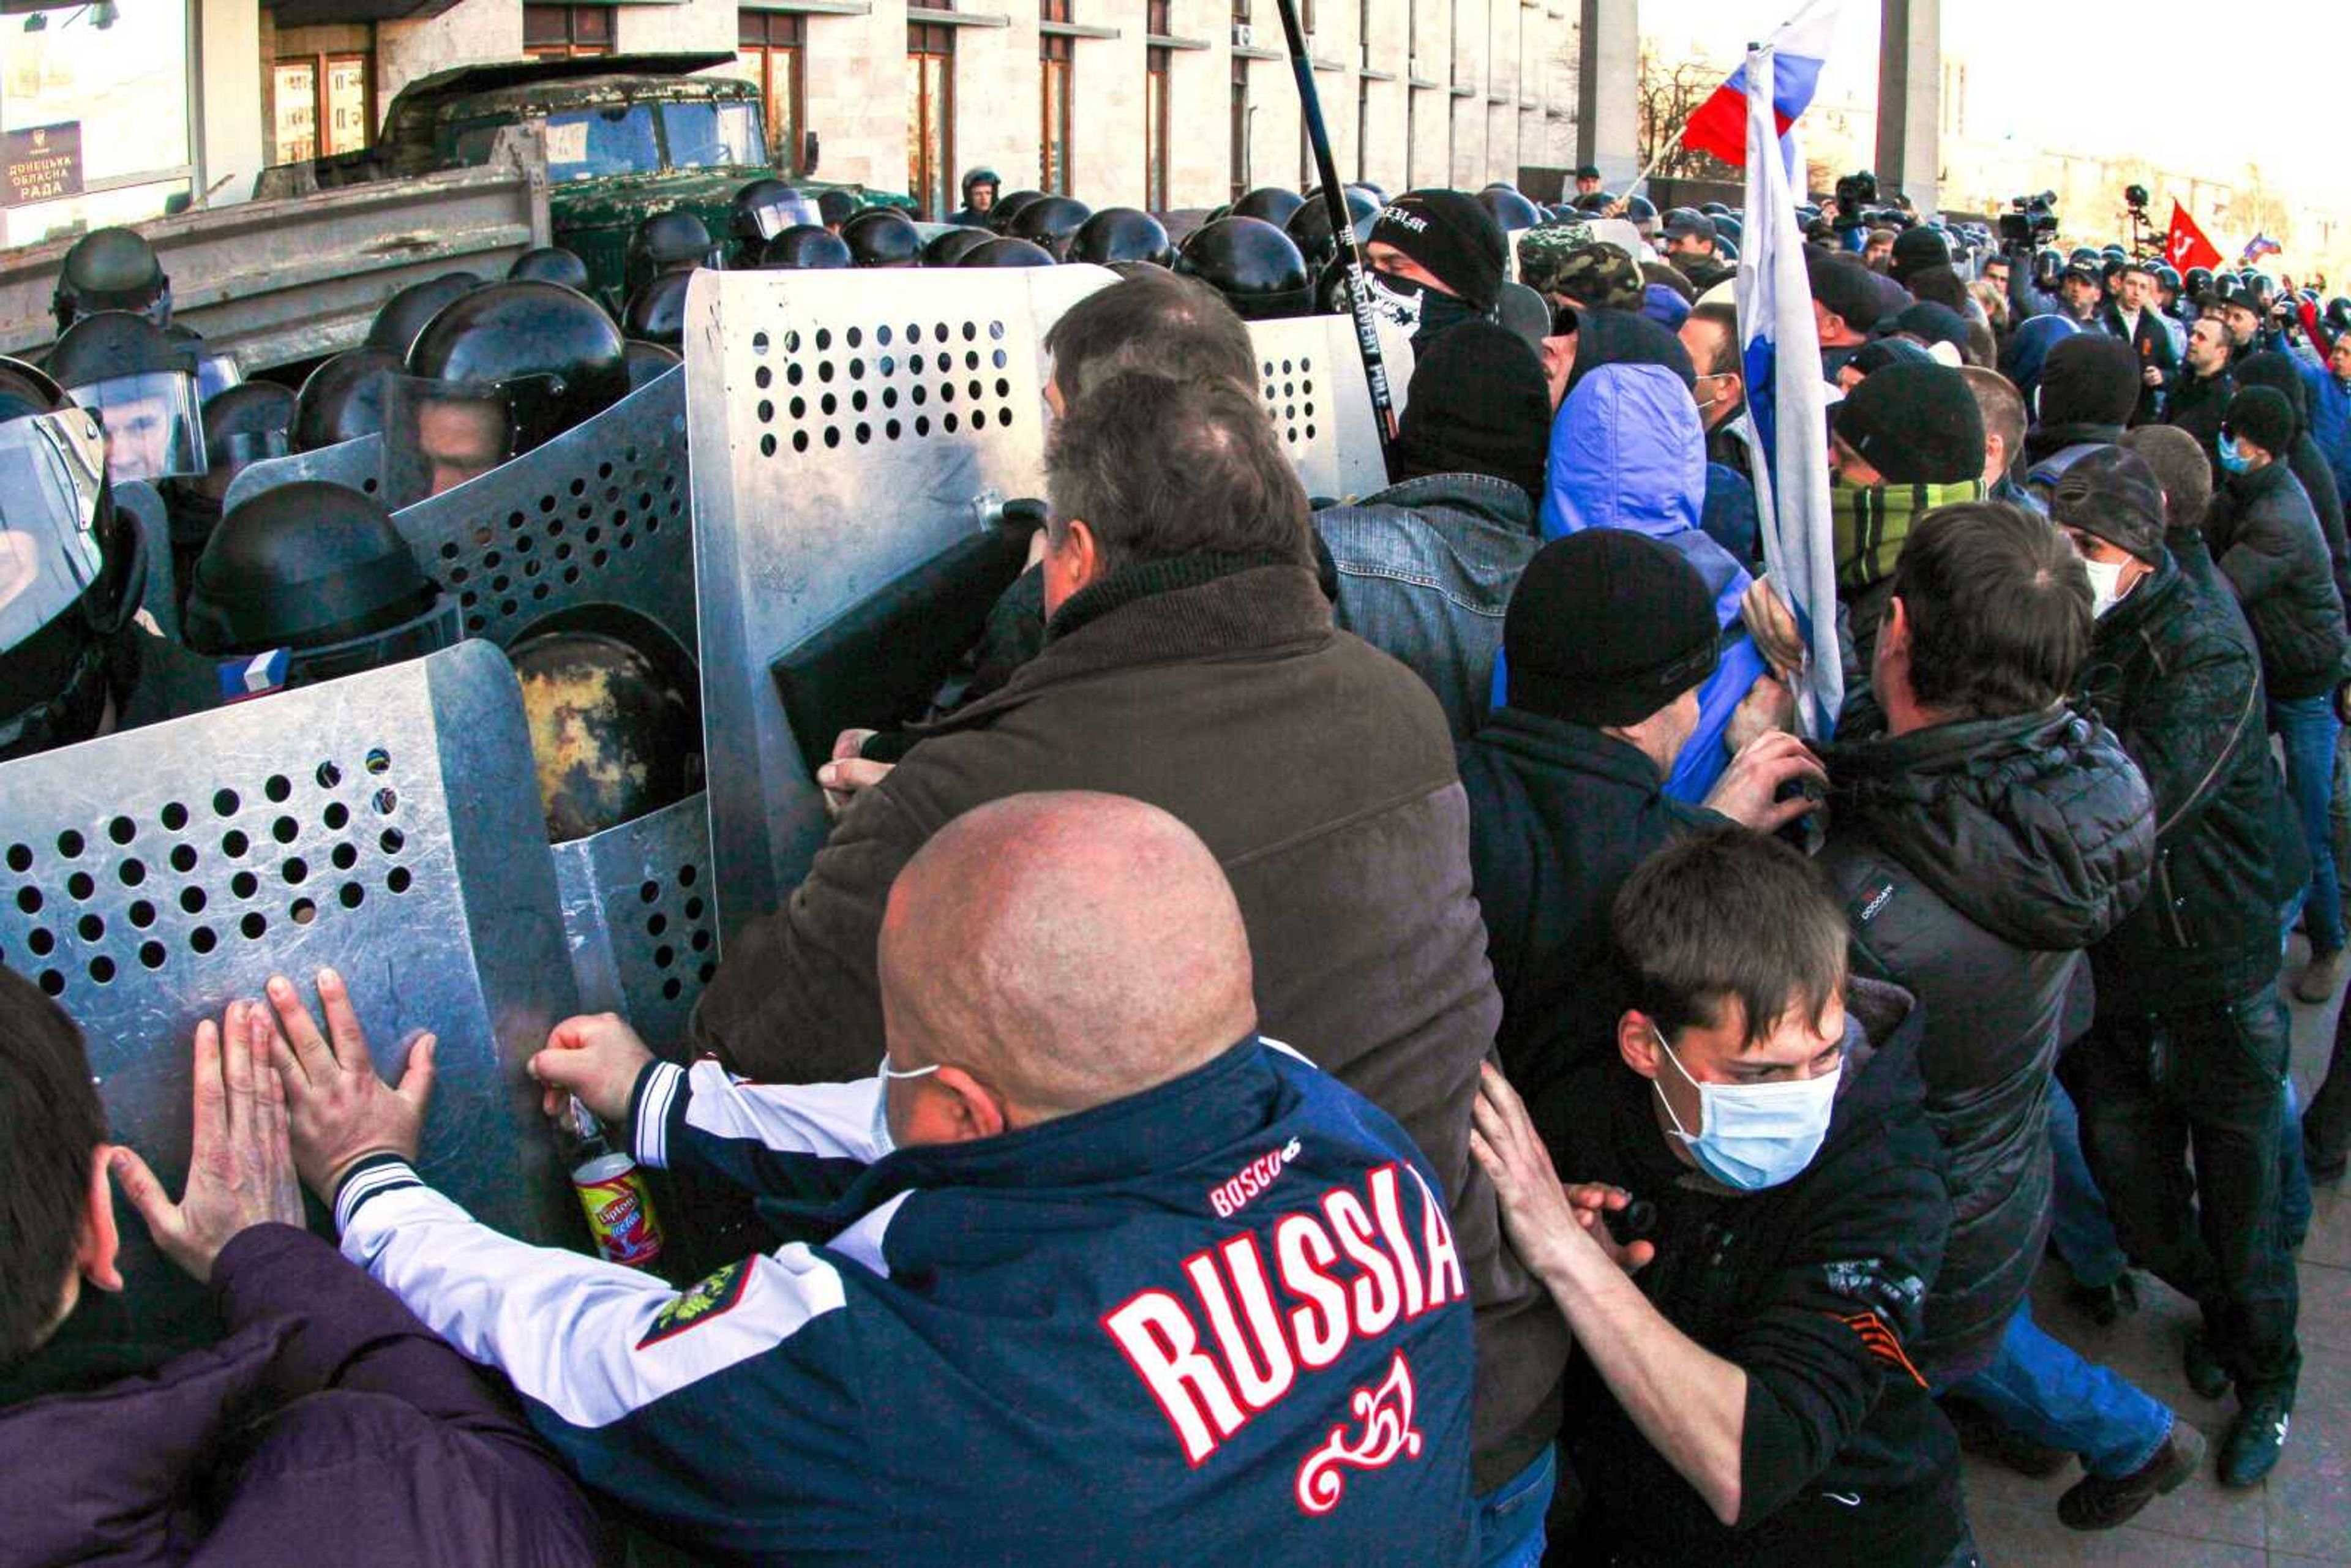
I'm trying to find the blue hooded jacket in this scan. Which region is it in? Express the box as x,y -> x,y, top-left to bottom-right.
1493,359 -> 1768,801
1998,313 -> 2084,413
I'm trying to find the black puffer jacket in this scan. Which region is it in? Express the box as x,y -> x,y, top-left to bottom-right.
1817,707 -> 2154,1381
2205,458 -> 2350,700
2079,552 -> 2303,1011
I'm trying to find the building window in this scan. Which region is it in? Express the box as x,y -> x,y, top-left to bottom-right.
523,6 -> 614,60
0,0 -> 194,246
1039,1 -> 1073,195
271,53 -> 371,167
907,20 -> 955,220
738,9 -> 806,173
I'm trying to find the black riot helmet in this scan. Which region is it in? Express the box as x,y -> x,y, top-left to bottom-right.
2327,297 -> 2351,337
843,208 -> 923,268
47,309 -> 206,485
623,340 -> 682,390
1232,187 -> 1306,227
1712,213 -> 1744,243
2068,245 -> 2101,268
923,225 -> 995,267
189,381 -> 296,502
2150,262 -> 2181,293
2183,265 -> 2214,299
365,272 -> 484,357
509,613 -> 703,843
1284,188 -> 1378,269
730,178 -> 822,253
1071,207 -> 1173,268
1621,194 -> 1659,228
1476,187 -> 1543,232
959,236 -> 1057,268
293,346 -> 403,452
991,190 -> 1047,233
0,379 -> 138,761
624,210 -> 717,296
2101,242 -> 2128,263
54,226 -> 170,333
760,224 -> 854,269
507,247 -> 593,291
621,269 -> 693,351
961,166 -> 1002,204
1008,195 -> 1092,260
1174,217 -> 1312,321
2245,271 -> 2276,309
396,280 -> 629,498
182,481 -> 457,689
816,189 -> 858,230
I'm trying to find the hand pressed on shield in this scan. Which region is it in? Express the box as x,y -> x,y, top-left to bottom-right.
1469,1062 -> 1655,1287
263,967 -> 436,1202
819,727 -> 894,819
110,999 -> 307,1284
530,1012 -> 655,1127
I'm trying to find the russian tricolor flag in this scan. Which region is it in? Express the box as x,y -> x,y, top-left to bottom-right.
1678,0 -> 1842,169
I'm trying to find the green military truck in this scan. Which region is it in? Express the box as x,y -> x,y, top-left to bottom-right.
258,52 -> 912,310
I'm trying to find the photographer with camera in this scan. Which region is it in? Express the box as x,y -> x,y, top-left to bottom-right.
1832,170 -> 1880,256
2103,260 -> 2181,426
1999,195 -> 2089,326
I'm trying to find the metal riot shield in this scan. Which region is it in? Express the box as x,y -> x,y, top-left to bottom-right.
1244,315 -> 1394,504
388,366 -> 692,655
0,639 -> 580,1343
220,432 -> 388,514
684,266 -> 1112,945
550,790 -> 718,1055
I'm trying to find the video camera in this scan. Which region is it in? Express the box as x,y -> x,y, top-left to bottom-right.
1998,192 -> 2060,248
1832,170 -> 1878,230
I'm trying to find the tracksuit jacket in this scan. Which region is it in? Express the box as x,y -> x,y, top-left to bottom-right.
333,1038 -> 1479,1566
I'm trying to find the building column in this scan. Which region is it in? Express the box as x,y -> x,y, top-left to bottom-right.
1572,0 -> 1634,187
1873,0 -> 1938,214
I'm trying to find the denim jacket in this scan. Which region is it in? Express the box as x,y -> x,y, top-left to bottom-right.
1316,471 -> 1540,739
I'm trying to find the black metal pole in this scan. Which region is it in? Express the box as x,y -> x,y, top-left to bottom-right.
1269,0 -> 1400,465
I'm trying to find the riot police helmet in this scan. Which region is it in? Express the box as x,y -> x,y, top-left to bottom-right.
2183,265 -> 2214,298
816,189 -> 859,229
1477,187 -> 1543,232
2327,297 -> 2351,337
46,309 -> 206,484
293,346 -> 403,452
991,190 -> 1047,233
958,236 -> 1057,268
623,340 -> 682,390
922,225 -> 996,267
1008,195 -> 1093,260
730,178 -> 822,252
843,208 -> 924,268
961,167 -> 1002,204
506,247 -> 592,291
621,269 -> 693,350
1232,187 -> 1306,227
761,224 -> 854,269
1173,217 -> 1313,321
508,611 -> 703,844
54,226 -> 170,332
365,272 -> 484,357
1283,189 -> 1378,269
396,280 -> 629,498
624,210 -> 717,296
1071,207 -> 1174,268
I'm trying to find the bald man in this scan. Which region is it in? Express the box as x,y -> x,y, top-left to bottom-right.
282,793 -> 1479,1565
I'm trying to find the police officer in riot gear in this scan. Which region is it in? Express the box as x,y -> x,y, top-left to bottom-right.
1477,186 -> 1543,233
990,190 -> 1046,234
508,246 -> 593,292
53,226 -> 170,334
1232,187 -> 1305,227
623,340 -> 682,390
162,380 -> 297,598
0,356 -> 216,760
622,269 -> 692,351
624,211 -> 717,300
762,225 -> 855,269
508,615 -> 703,844
46,311 -> 209,487
394,280 -> 629,501
1007,196 -> 1092,262
843,208 -> 924,268
1070,208 -> 1173,269
1174,216 -> 1313,320
816,189 -> 858,233
292,345 -> 403,452
182,481 -> 460,694
958,236 -> 1057,268
950,167 -> 1001,227
1284,187 -> 1378,271
728,178 -> 821,266
923,226 -> 995,268
366,272 -> 484,358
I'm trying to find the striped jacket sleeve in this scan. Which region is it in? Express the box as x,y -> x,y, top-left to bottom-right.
628,1058 -> 883,1199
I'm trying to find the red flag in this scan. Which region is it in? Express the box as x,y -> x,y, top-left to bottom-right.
2164,201 -> 2224,273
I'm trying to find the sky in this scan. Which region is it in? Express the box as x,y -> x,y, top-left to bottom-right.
1638,0 -> 2349,206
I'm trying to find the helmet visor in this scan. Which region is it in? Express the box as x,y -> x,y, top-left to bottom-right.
748,193 -> 822,242
0,406 -> 111,656
67,370 -> 206,483
195,351 -> 242,403
382,374 -> 520,508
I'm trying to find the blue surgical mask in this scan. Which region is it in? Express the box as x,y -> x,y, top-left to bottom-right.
1652,1026 -> 1842,1191
2218,441 -> 2254,475
870,1054 -> 940,1158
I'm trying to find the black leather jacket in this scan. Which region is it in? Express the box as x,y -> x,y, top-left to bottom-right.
2206,458 -> 2350,700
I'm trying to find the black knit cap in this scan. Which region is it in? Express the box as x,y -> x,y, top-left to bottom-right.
1505,530 -> 1720,726
2224,385 -> 2297,459
1832,361 -> 1986,484
2037,336 -> 2140,428
1891,225 -> 1952,285
1393,320 -> 1553,506
1806,249 -> 1889,331
1370,190 -> 1507,313
2050,445 -> 2167,566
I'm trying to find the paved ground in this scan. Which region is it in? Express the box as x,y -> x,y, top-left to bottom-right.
1965,939 -> 2348,1566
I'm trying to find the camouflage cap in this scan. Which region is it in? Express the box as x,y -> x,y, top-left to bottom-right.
1523,233 -> 1644,312
1514,220 -> 1591,293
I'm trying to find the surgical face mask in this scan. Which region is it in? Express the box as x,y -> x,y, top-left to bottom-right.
2082,556 -> 2132,619
1363,269 -> 1481,348
1651,1026 -> 1842,1191
870,1054 -> 939,1158
2218,440 -> 2255,475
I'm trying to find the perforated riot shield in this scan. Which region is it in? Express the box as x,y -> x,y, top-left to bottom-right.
388,367 -> 692,655
1244,315 -> 1393,503
550,790 -> 718,1054
0,639 -> 580,1342
684,266 -> 1112,943
220,432 -> 388,513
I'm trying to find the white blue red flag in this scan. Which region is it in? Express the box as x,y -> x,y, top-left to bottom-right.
1678,0 -> 1841,170
2241,234 -> 2282,265
1733,10 -> 1843,738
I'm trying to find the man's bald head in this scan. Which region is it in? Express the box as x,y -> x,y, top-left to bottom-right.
877,792 -> 1257,1140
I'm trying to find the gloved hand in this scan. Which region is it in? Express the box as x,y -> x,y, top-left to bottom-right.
1739,576 -> 1807,677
